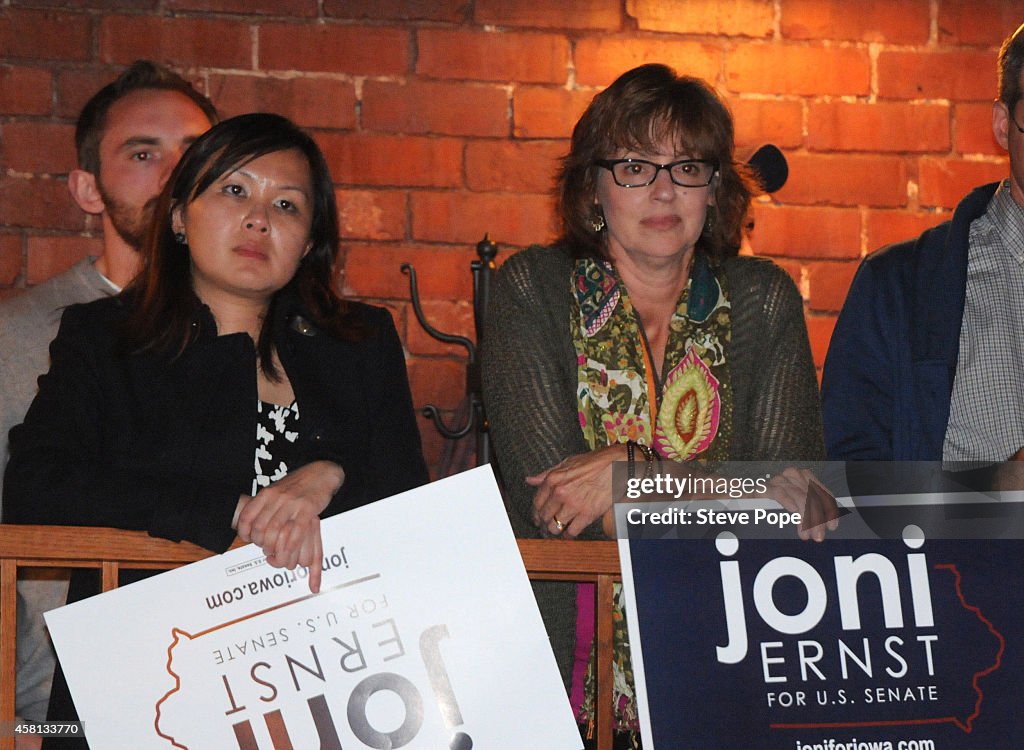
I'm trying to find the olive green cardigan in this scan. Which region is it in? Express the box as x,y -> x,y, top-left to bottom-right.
482,244 -> 826,687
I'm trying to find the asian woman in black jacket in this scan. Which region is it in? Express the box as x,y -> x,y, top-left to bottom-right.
6,112 -> 430,748
5,113 -> 429,592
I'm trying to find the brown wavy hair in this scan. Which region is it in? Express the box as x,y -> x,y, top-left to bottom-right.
557,64 -> 754,263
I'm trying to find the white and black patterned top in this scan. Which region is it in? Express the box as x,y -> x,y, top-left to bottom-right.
944,179 -> 1024,462
253,400 -> 300,495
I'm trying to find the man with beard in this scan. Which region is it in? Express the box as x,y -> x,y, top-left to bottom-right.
0,60 -> 215,739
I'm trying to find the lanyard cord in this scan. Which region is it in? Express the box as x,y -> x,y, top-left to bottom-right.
636,318 -> 661,425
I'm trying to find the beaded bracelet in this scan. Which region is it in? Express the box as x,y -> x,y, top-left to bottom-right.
636,442 -> 655,479
627,440 -> 656,479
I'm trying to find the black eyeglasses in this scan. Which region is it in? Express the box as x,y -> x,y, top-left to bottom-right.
594,158 -> 719,188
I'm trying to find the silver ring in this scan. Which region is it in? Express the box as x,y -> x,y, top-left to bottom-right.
552,515 -> 565,533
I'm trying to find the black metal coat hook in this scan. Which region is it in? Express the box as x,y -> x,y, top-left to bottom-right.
401,235 -> 498,466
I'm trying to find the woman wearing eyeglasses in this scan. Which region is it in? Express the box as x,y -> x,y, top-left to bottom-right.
481,64 -> 825,748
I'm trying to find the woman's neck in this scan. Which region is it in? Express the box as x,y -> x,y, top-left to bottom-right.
611,247 -> 693,315
610,248 -> 694,382
201,290 -> 269,341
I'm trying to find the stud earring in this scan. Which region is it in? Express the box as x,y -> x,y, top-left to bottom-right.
174,232 -> 187,245
703,209 -> 715,234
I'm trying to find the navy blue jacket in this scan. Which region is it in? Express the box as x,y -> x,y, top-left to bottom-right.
821,182 -> 999,460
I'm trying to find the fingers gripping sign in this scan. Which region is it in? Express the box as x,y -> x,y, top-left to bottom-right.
765,467 -> 840,542
235,460 -> 344,593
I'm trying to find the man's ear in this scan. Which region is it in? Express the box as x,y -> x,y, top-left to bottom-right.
68,170 -> 105,215
993,99 -> 1011,152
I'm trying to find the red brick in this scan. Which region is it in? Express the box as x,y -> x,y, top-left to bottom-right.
628,0 -> 773,37
403,300 -> 476,356
0,10 -> 91,61
165,0 -> 316,15
407,359 -> 466,411
808,102 -> 950,153
782,0 -> 929,43
11,0 -> 155,8
261,24 -> 408,76
0,122 -> 77,174
749,205 -> 861,259
324,0 -> 466,22
55,67 -> 123,119
412,191 -> 556,247
317,133 -> 464,189
729,99 -> 804,149
337,189 -> 406,241
954,102 -> 1002,156
0,66 -> 52,115
26,234 -> 102,285
342,244 -> 477,300
865,209 -> 949,250
400,358 -> 465,477
917,157 -> 1009,210
99,16 -> 251,69
726,44 -> 870,96
477,0 -> 621,30
363,80 -> 509,137
513,87 -> 591,139
805,315 -> 836,369
775,154 -> 908,207
575,38 -> 720,88
418,29 -> 569,85
938,0 -> 1022,46
207,75 -> 356,129
877,51 -> 998,101
807,261 -> 859,312
0,234 -> 22,286
0,177 -> 85,231
55,66 -> 210,121
465,140 -> 564,194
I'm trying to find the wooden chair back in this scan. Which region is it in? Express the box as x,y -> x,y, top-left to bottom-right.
0,527 -> 620,750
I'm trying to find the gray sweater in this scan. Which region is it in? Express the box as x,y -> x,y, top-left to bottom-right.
0,257 -> 115,721
1,258 -> 117,508
481,244 -> 825,684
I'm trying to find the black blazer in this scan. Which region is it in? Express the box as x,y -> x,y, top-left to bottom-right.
4,294 -> 429,550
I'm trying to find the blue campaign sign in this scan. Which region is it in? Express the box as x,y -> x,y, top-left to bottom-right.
618,515 -> 1021,750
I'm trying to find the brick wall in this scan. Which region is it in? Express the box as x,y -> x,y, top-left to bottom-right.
0,0 -> 1019,474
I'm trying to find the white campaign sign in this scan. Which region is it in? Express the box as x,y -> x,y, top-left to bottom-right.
46,466 -> 581,750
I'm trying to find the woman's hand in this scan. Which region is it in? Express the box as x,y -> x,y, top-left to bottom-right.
527,444 -> 627,539
234,460 -> 345,593
765,467 -> 840,542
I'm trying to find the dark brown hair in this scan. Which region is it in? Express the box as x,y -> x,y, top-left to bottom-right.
75,60 -> 218,175
998,22 -> 1024,109
122,113 -> 361,378
557,63 -> 753,262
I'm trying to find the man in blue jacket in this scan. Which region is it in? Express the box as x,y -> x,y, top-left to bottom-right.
822,21 -> 1024,462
